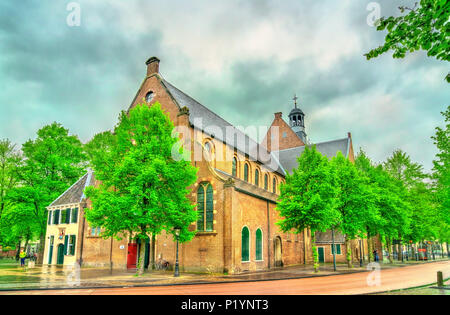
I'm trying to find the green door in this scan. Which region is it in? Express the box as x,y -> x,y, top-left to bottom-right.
57,244 -> 65,265
318,247 -> 325,263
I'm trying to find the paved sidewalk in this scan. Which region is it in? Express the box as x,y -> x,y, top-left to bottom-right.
0,258 -> 448,291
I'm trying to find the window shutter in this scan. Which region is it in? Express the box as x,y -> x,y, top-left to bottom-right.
244,164 -> 249,182
255,170 -> 259,187
48,211 -> 52,225
64,235 -> 69,255
66,208 -> 71,224
70,236 -> 76,255
72,208 -> 78,223
54,210 -> 60,225
337,244 -> 341,255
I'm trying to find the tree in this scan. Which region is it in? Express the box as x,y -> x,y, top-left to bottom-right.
277,146 -> 340,272
85,103 -> 198,275
431,106 -> 450,249
331,152 -> 375,267
9,123 -> 86,263
365,0 -> 450,82
384,149 -> 425,188
0,139 -> 21,219
84,130 -> 117,172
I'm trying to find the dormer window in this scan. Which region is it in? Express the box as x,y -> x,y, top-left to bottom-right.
145,91 -> 154,103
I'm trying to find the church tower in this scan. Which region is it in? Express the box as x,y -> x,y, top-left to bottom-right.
288,95 -> 307,144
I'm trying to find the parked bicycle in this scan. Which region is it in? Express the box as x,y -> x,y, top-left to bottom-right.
155,258 -> 170,270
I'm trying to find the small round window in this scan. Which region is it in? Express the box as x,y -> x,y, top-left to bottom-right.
145,91 -> 154,103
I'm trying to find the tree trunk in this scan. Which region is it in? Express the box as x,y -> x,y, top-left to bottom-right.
345,239 -> 352,268
367,236 -> 372,263
311,233 -> 319,273
151,234 -> 156,270
137,237 -> 146,276
387,239 -> 393,263
15,239 -> 21,261
37,233 -> 45,265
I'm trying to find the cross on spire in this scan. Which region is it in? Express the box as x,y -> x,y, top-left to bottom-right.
293,94 -> 298,108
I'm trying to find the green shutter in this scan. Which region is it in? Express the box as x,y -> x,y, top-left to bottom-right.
337,244 -> 341,255
71,208 -> 78,223
205,184 -> 214,231
70,235 -> 76,255
197,186 -> 205,231
65,208 -> 71,224
54,210 -> 60,225
242,227 -> 249,261
244,164 -> 249,182
232,158 -> 237,177
48,210 -> 52,225
255,170 -> 259,187
256,229 -> 262,260
64,235 -> 69,255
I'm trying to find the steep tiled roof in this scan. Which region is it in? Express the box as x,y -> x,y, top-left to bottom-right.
161,79 -> 285,175
275,137 -> 350,174
49,171 -> 94,207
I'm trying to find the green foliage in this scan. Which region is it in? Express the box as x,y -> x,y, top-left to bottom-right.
85,103 -> 198,246
331,152 -> 375,240
277,145 -> 340,234
7,123 -> 86,258
431,106 -> 450,242
365,0 -> 450,82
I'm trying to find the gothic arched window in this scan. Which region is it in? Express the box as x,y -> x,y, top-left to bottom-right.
242,226 -> 250,262
264,174 -> 268,190
197,183 -> 214,232
255,229 -> 263,261
232,157 -> 237,177
244,163 -> 249,182
273,177 -> 277,194
255,169 -> 260,187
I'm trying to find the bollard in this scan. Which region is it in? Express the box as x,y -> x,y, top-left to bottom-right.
437,271 -> 444,288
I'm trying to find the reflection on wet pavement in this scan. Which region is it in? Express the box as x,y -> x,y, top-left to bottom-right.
1,258 -> 448,291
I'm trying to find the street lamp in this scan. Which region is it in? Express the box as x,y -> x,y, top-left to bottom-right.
174,227 -> 181,277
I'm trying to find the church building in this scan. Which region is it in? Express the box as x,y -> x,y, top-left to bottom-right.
44,57 -> 380,272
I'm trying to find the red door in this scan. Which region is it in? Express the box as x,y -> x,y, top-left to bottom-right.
127,243 -> 138,269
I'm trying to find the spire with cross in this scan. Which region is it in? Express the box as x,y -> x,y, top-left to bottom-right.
293,94 -> 298,109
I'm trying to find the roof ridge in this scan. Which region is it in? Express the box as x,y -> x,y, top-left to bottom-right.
48,172 -> 89,207
275,137 -> 348,153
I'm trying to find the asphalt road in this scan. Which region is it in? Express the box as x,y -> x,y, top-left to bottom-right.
3,261 -> 449,295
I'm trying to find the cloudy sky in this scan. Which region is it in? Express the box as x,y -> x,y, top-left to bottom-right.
0,0 -> 448,172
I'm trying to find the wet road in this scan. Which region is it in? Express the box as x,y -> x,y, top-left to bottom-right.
3,261 -> 449,295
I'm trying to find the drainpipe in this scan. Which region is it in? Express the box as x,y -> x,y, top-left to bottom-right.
78,205 -> 86,267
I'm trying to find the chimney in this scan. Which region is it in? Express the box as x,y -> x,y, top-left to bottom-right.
348,132 -> 352,139
274,112 -> 282,119
146,56 -> 160,76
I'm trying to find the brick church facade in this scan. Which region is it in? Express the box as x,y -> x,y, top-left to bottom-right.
43,57 -> 381,272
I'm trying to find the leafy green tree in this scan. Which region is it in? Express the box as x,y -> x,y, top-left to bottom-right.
9,123 -> 86,263
331,152 -> 375,267
365,0 -> 450,82
85,103 -> 198,275
84,130 -> 117,172
384,149 -> 425,188
0,139 -> 21,219
431,106 -> 450,250
277,146 -> 340,272
354,150 -> 385,261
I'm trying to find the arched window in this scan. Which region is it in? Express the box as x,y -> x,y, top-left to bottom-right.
145,91 -> 154,103
232,157 -> 237,177
242,227 -> 250,262
244,163 -> 249,182
264,174 -> 268,190
273,177 -> 277,194
197,183 -> 214,232
255,169 -> 260,187
255,229 -> 263,261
